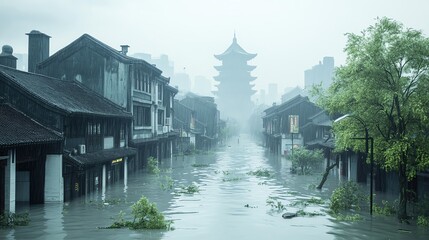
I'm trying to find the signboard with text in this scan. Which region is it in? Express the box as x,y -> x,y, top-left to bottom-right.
289,115 -> 299,134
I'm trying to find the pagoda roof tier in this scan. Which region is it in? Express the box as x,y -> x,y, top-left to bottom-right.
214,65 -> 256,72
214,34 -> 257,61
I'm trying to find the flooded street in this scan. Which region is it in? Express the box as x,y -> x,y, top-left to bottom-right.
1,134 -> 429,240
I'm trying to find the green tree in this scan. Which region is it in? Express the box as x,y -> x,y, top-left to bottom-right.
318,17 -> 429,221
290,147 -> 324,175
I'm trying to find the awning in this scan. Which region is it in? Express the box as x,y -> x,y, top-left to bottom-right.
64,147 -> 137,167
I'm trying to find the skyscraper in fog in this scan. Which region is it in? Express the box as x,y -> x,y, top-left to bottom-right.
193,75 -> 213,96
304,56 -> 334,90
268,83 -> 278,105
213,34 -> 256,122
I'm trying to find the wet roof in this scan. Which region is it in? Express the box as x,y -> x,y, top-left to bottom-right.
0,104 -> 62,148
0,65 -> 132,118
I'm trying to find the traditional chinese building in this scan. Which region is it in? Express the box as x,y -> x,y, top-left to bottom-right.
214,34 -> 256,124
35,32 -> 178,170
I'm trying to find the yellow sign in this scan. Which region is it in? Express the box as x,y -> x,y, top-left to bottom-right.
112,158 -> 123,164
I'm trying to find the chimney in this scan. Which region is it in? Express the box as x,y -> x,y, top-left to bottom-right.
120,45 -> 129,55
0,45 -> 17,69
26,30 -> 50,73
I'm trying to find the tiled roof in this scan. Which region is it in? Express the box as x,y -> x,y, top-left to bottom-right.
38,34 -> 162,75
64,147 -> 137,166
0,104 -> 62,147
0,65 -> 131,118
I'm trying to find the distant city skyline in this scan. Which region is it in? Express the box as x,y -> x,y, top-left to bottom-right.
2,0 -> 428,92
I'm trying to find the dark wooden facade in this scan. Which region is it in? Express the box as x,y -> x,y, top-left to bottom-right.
175,94 -> 220,151
0,65 -> 134,202
36,34 -> 177,170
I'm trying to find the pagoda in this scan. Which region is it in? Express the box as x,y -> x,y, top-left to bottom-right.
213,34 -> 257,124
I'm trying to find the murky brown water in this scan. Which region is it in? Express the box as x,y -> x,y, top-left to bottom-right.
1,134 -> 428,239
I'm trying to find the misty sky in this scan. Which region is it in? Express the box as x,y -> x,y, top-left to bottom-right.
1,0 -> 429,94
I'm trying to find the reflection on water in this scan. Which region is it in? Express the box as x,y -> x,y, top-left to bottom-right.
1,134 -> 428,240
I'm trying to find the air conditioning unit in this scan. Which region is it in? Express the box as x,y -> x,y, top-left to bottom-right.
78,144 -> 86,154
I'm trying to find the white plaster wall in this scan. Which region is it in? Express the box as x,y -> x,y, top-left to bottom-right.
45,154 -> 64,202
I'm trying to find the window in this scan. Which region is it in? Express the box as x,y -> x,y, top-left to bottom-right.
120,123 -> 125,140
134,71 -> 151,93
87,121 -> 101,135
158,110 -> 164,125
158,84 -> 163,101
133,105 -> 151,127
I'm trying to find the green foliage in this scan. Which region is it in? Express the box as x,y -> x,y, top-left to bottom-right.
316,17 -> 429,220
159,175 -> 174,190
266,197 -> 286,212
289,148 -> 324,175
147,157 -> 160,174
374,200 -> 397,216
191,163 -> 210,167
0,212 -> 30,227
178,183 -> 200,194
330,181 -> 366,214
108,196 -> 171,230
247,169 -> 273,178
296,209 -> 325,217
333,213 -> 363,222
417,215 -> 429,226
415,195 -> 429,226
290,197 -> 325,207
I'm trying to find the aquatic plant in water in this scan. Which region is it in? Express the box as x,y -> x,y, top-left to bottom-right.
159,175 -> 174,190
107,196 -> 172,230
247,169 -> 272,178
191,163 -> 210,167
329,181 -> 366,214
178,183 -> 200,194
0,212 -> 30,227
266,197 -> 286,212
147,157 -> 160,174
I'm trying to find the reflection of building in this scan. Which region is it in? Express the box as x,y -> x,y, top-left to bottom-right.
214,34 -> 256,123
304,57 -> 334,90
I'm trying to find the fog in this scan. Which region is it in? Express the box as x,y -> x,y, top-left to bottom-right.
1,0 -> 429,95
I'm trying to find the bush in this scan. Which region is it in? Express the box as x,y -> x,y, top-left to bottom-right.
108,196 -> 172,230
0,212 -> 30,227
330,181 -> 366,214
289,148 -> 324,175
147,157 -> 160,174
416,195 -> 429,226
373,200 -> 397,216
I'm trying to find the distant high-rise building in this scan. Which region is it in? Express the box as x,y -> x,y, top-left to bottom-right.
193,75 -> 212,96
304,56 -> 334,90
268,83 -> 278,105
213,34 -> 257,122
132,53 -> 174,78
172,72 -> 191,92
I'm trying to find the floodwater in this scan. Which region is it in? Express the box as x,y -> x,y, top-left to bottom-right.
1,134 -> 429,240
